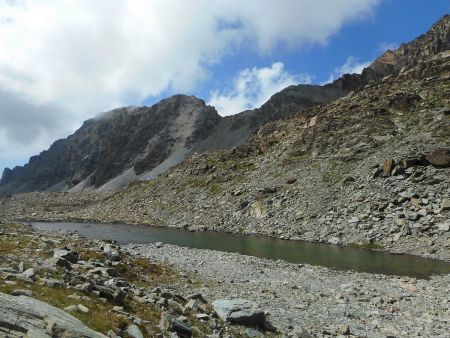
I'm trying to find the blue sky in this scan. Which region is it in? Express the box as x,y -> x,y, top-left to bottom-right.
0,0 -> 448,173
145,0 -> 449,108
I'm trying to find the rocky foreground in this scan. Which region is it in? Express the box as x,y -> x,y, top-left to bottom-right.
1,222 -> 450,338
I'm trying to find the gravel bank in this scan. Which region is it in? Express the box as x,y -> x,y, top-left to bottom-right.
124,243 -> 450,337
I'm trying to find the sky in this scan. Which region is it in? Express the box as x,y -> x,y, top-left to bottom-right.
0,0 -> 449,173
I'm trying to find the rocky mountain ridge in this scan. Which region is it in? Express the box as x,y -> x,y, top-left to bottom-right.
5,14 -> 448,196
0,83 -> 350,196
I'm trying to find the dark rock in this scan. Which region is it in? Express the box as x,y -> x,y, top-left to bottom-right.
425,148 -> 450,168
212,299 -> 267,328
160,314 -> 192,338
54,249 -> 78,264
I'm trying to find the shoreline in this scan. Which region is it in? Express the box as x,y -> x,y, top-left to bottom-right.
24,217 -> 450,263
123,241 -> 450,337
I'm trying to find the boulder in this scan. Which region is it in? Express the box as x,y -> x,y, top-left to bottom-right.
212,299 -> 267,328
436,221 -> 450,232
160,314 -> 192,338
441,198 -> 450,211
22,268 -> 36,280
425,148 -> 450,168
383,159 -> 396,175
53,249 -> 78,264
127,324 -> 144,338
0,292 -> 106,337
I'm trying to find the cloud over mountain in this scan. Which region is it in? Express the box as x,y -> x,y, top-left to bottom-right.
0,0 -> 380,169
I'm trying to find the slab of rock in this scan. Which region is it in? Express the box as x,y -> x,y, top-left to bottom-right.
212,299 -> 266,328
0,292 -> 106,337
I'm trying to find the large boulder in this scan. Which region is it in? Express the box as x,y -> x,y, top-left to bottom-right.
0,292 -> 106,337
425,148 -> 450,168
212,299 -> 266,328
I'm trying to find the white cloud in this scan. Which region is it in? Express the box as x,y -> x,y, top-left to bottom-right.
209,62 -> 313,116
0,0 -> 380,169
325,56 -> 371,83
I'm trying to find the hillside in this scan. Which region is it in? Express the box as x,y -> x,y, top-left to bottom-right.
0,85 -> 349,196
1,15 -> 449,260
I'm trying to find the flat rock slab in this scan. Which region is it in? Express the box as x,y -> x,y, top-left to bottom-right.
212,299 -> 266,327
0,292 -> 106,337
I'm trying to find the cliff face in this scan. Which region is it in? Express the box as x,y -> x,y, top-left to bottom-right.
0,85 -> 350,196
0,95 -> 221,194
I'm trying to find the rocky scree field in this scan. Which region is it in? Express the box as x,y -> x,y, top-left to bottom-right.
2,47 -> 449,261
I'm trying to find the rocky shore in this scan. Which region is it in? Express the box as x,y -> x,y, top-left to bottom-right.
125,243 -> 450,337
0,222 -> 264,337
1,222 -> 449,337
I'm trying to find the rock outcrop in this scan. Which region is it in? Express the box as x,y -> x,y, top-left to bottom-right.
0,292 -> 106,337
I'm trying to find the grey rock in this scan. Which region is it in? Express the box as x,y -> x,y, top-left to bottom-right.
127,324 -> 144,338
160,314 -> 192,338
0,292 -> 106,337
10,289 -> 33,297
212,299 -> 267,328
54,249 -> 78,263
22,268 -> 36,280
436,221 -> 450,232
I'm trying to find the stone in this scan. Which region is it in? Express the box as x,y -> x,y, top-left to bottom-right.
395,218 -> 406,227
391,165 -> 405,176
22,268 -> 36,280
18,261 -> 24,273
425,148 -> 450,167
399,191 -> 418,199
77,304 -> 89,314
436,222 -> 450,232
195,313 -> 209,320
441,198 -> 450,211
405,212 -> 419,221
291,326 -> 312,338
212,299 -> 267,328
245,328 -> 263,337
53,249 -> 78,263
348,217 -> 360,224
64,305 -> 78,313
41,278 -> 63,288
401,158 -> 418,169
10,289 -> 33,297
338,324 -> 351,335
160,314 -> 192,338
383,159 -> 396,175
127,324 -> 144,338
0,292 -> 106,337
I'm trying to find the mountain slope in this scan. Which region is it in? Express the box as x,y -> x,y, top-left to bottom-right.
4,15 -> 447,260
0,95 -> 221,194
0,82 -> 350,196
1,15 -> 449,198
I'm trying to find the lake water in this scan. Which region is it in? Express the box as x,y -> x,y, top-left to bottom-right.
31,222 -> 450,279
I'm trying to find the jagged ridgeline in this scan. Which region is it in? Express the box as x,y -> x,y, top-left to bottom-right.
1,15 -> 449,197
